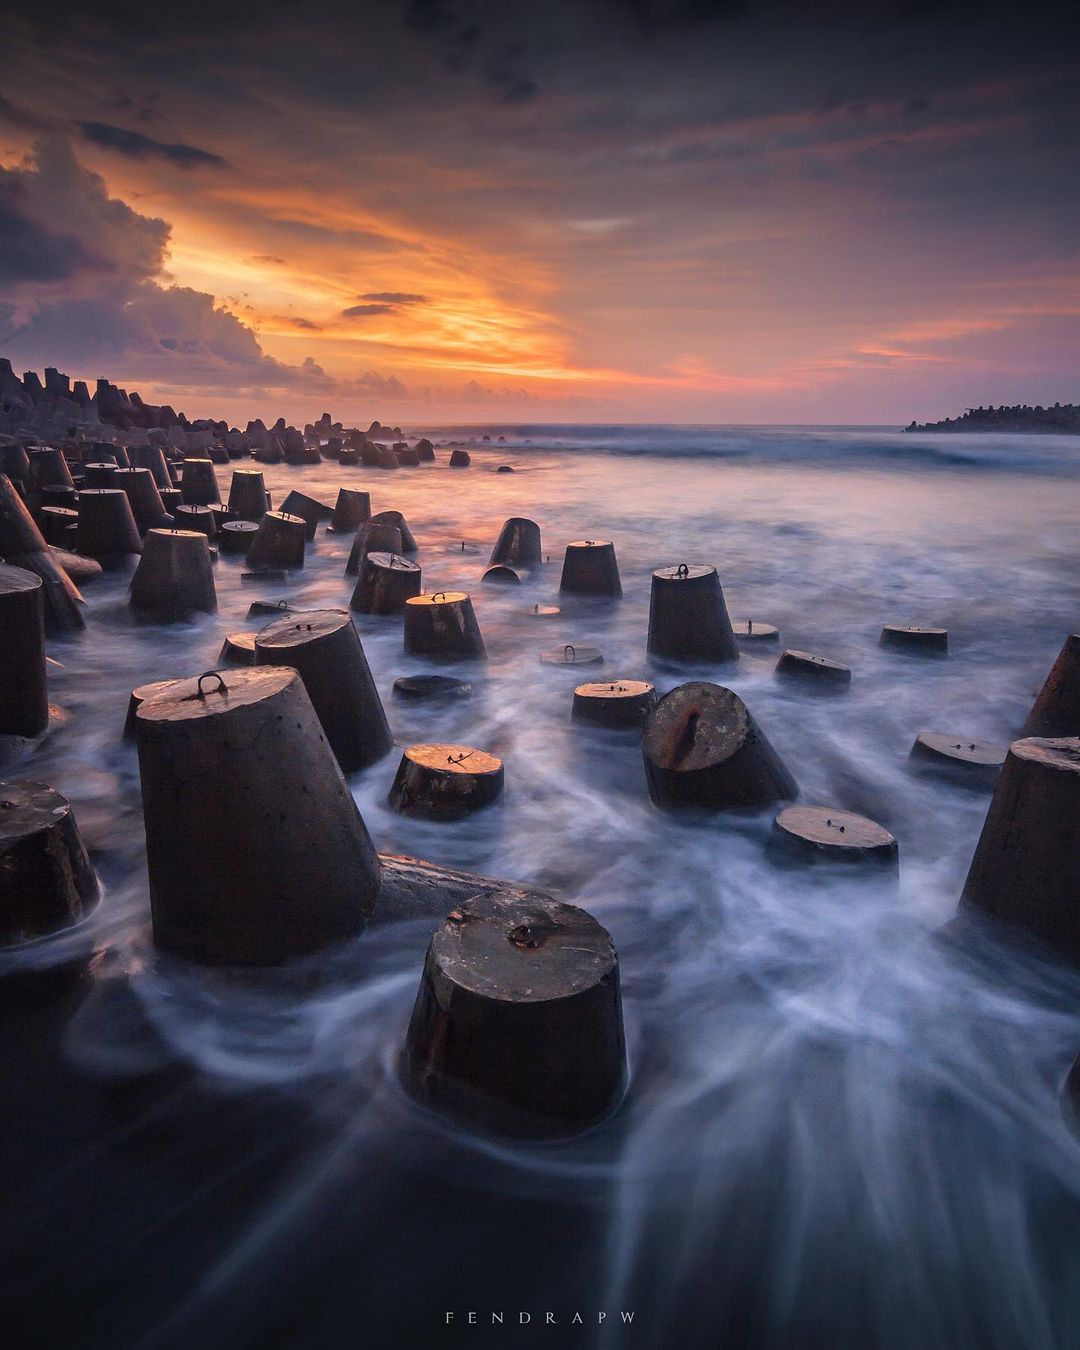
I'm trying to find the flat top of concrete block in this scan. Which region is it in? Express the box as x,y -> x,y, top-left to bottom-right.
775,805 -> 896,851
145,527 -> 206,543
0,562 -> 43,595
430,891 -> 616,1003
392,675 -> 472,700
256,608 -> 351,648
566,539 -> 612,549
732,620 -> 779,639
575,680 -> 654,699
883,625 -> 948,636
404,743 -> 502,777
1012,736 -> 1080,772
780,649 -> 850,672
915,732 -> 1006,766
367,552 -> 420,573
407,590 -> 469,607
541,644 -> 603,666
137,667 -> 295,725
0,780 -> 70,843
653,563 -> 715,582
643,681 -> 748,772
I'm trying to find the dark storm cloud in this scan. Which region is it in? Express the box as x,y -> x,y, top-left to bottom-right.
360,292 -> 429,304
0,176 -> 105,284
0,140 -> 315,394
0,138 -> 168,293
76,122 -> 228,168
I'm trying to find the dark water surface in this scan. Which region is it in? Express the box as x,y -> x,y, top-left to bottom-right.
2,426 -> 1079,1349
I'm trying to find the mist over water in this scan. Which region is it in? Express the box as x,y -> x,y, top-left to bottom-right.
3,426 -> 1080,1348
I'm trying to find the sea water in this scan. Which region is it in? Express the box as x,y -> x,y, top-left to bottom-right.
3,425 -> 1080,1348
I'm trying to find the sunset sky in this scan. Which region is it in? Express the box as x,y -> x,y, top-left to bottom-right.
1,0 -> 1077,427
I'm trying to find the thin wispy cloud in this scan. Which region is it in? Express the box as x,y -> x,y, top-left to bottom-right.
360,291 -> 430,304
76,121 -> 228,169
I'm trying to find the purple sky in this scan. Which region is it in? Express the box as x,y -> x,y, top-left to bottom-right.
1,0 -> 1077,425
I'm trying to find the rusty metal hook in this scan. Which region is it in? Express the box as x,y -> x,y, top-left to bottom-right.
196,671 -> 227,699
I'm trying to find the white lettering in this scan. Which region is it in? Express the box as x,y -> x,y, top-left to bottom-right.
621,1312 -> 635,1324
572,1313 -> 583,1325
467,1312 -> 476,1324
492,1313 -> 503,1325
445,1313 -> 453,1324
597,1312 -> 606,1324
519,1313 -> 531,1324
546,1313 -> 556,1324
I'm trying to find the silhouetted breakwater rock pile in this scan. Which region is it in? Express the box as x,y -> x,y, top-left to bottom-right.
906,402 -> 1080,434
0,357 -> 415,463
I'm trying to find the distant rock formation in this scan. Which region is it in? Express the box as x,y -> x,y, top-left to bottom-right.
0,356 -> 416,463
906,402 -> 1080,434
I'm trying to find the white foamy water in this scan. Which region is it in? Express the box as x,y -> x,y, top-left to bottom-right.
3,426 -> 1080,1348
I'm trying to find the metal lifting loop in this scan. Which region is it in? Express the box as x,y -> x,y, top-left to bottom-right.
447,749 -> 475,766
276,599 -> 288,610
675,563 -> 689,578
432,591 -> 447,604
196,671 -> 227,699
563,644 -> 576,662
